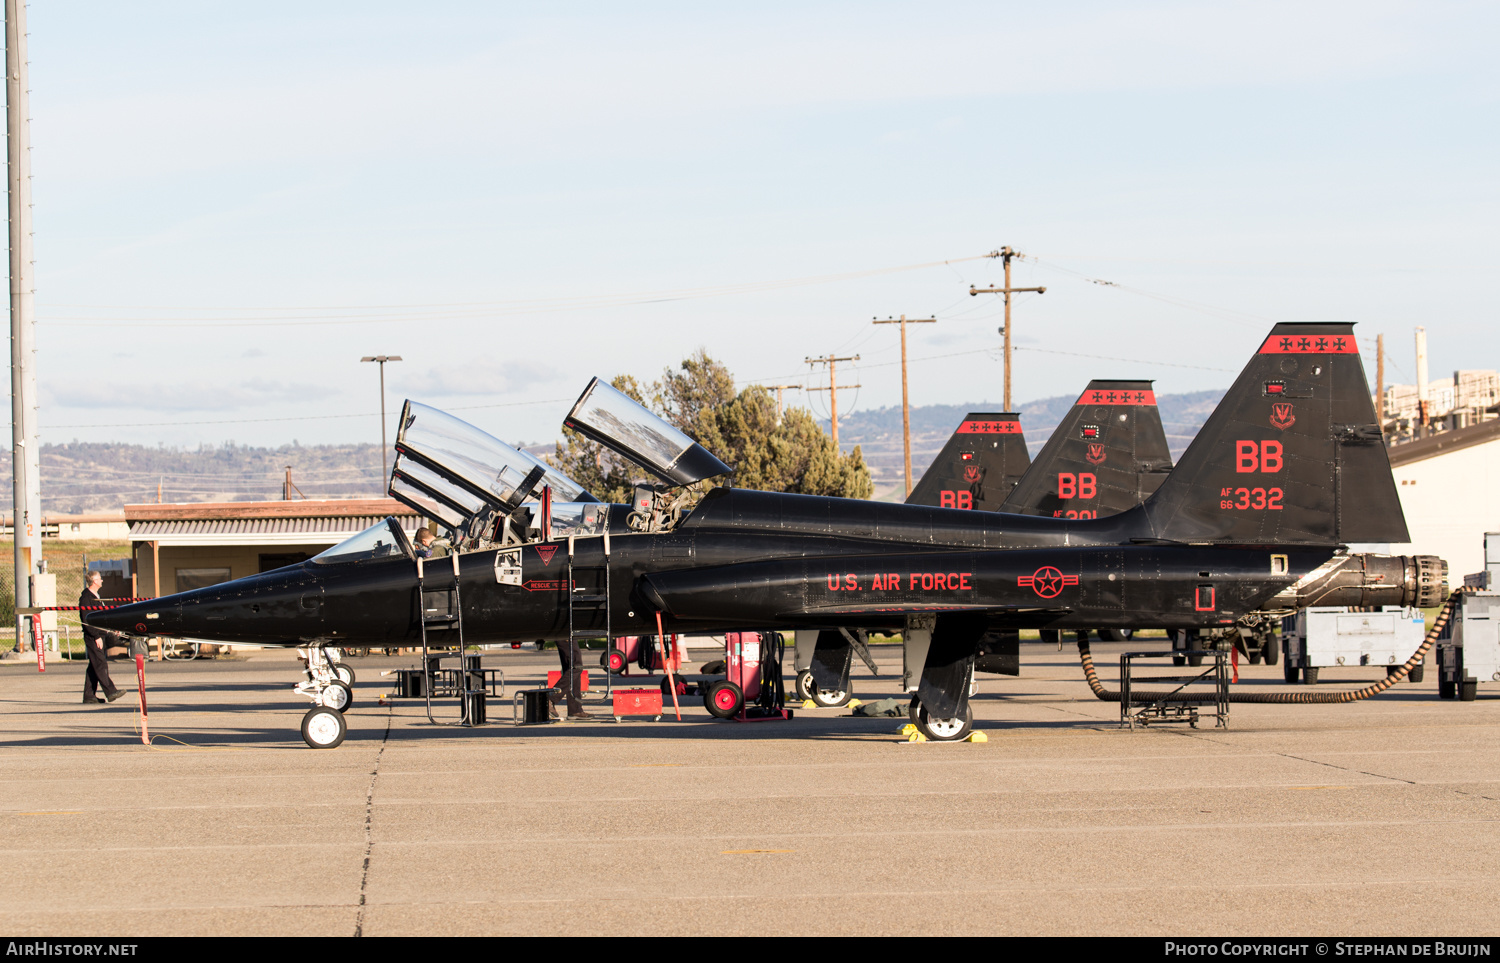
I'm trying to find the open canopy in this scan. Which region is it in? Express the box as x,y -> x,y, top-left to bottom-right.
563,377 -> 732,487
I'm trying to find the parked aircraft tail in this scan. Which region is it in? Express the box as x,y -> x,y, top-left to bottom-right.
1001,380 -> 1172,519
1142,323 -> 1409,546
905,413 -> 1030,512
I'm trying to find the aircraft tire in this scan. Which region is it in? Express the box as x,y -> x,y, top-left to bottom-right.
913,701 -> 973,742
323,680 -> 354,713
1039,630 -> 1060,647
1262,632 -> 1280,666
1172,655 -> 1187,667
1187,654 -> 1204,668
909,694 -> 920,724
810,685 -> 852,708
301,707 -> 347,749
334,664 -> 355,686
794,669 -> 815,702
704,680 -> 743,719
1303,667 -> 1319,685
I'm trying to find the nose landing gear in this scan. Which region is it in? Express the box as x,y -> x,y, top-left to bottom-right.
295,646 -> 355,746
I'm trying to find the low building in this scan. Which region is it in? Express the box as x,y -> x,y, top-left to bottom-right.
1389,419 -> 1500,581
0,511 -> 130,540
126,498 -> 420,597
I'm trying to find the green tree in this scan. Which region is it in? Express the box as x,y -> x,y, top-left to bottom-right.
550,354 -> 872,502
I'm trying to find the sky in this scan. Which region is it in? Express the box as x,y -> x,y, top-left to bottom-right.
19,1 -> 1500,451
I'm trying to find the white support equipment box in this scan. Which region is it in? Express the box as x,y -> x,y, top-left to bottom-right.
1438,532 -> 1500,702
1281,606 -> 1428,685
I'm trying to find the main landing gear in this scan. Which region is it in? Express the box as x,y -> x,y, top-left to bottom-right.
794,669 -> 852,708
296,646 -> 354,748
907,695 -> 974,742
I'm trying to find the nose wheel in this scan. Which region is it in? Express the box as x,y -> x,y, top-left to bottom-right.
301,707 -> 347,749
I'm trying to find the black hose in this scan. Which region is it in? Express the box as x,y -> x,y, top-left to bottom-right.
1078,591 -> 1462,705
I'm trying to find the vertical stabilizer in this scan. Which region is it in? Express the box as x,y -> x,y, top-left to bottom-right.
1001,380 -> 1172,519
1144,323 -> 1409,545
906,413 -> 1030,511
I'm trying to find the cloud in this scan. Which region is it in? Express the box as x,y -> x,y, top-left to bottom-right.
393,358 -> 559,400
43,377 -> 339,413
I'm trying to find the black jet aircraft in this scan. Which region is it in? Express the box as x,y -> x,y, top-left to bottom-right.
87,323 -> 1445,746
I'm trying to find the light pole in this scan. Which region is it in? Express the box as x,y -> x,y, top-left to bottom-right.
360,355 -> 402,487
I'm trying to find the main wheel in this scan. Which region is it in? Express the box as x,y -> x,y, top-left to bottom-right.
1039,629 -> 1061,647
913,700 -> 973,742
704,680 -> 744,719
301,707 -> 347,749
1187,653 -> 1204,668
810,685 -> 852,708
1172,655 -> 1187,667
1262,632 -> 1280,666
333,664 -> 355,686
322,680 -> 353,713
794,669 -> 815,701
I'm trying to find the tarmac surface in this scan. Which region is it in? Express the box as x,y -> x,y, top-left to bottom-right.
2,640 -> 1498,937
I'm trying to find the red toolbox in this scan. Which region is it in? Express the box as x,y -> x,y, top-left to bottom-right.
546,669 -> 590,692
611,688 -> 663,722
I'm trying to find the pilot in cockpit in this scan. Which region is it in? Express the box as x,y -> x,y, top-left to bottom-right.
415,525 -> 451,558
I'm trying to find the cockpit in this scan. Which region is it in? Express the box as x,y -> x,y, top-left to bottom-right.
382,381 -> 732,555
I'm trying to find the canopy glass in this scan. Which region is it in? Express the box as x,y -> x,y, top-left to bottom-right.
563,378 -> 731,487
312,518 -> 414,565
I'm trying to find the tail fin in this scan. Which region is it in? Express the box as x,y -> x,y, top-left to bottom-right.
906,413 -> 1030,511
1143,323 -> 1408,545
1001,380 -> 1173,519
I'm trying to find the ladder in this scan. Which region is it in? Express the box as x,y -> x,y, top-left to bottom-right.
418,551 -> 478,725
565,531 -> 614,704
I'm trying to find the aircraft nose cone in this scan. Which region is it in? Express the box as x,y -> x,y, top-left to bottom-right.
82,597 -> 181,636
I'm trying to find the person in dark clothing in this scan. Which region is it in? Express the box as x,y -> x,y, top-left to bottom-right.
80,572 -> 126,704
552,638 -> 595,719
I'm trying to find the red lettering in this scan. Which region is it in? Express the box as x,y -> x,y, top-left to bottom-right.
959,573 -> 971,590
871,574 -> 885,591
908,573 -> 918,590
1251,488 -> 1266,510
1260,440 -> 1282,473
845,574 -> 857,591
934,573 -> 948,590
1065,510 -> 1077,519
957,491 -> 972,510
1236,440 -> 1258,473
827,574 -> 839,591
1235,488 -> 1250,509
948,572 -> 960,589
1058,473 -> 1076,498
889,573 -> 899,589
1079,473 -> 1096,499
921,573 -> 934,591
940,491 -> 955,509
1268,488 -> 1283,510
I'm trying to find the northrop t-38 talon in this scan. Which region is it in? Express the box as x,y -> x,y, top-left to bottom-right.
87,323 -> 1447,746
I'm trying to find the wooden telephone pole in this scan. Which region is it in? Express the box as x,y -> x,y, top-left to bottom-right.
805,354 -> 861,448
1375,333 -> 1386,423
765,383 -> 802,420
873,315 -> 936,496
970,246 -> 1045,411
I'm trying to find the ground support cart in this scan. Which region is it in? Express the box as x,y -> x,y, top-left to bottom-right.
1119,647 -> 1229,729
1281,606 -> 1427,685
699,630 -> 792,721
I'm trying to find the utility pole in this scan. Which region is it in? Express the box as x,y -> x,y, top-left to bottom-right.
805,354 -> 861,449
8,0 -> 38,652
360,355 -> 402,487
873,315 -> 936,496
764,384 -> 802,420
1376,334 -> 1385,424
970,246 -> 1045,411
